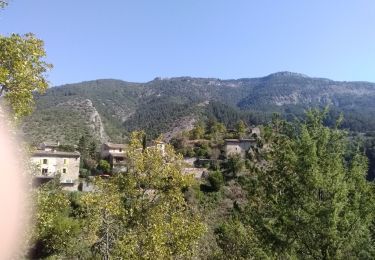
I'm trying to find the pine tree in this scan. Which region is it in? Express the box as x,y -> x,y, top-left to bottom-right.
235,120 -> 247,139
88,141 -> 97,159
245,109 -> 375,259
77,135 -> 88,157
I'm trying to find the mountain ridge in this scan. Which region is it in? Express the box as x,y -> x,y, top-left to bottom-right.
70,71 -> 375,86
22,72 -> 375,145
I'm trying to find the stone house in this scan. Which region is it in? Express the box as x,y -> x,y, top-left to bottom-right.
31,144 -> 80,191
100,143 -> 127,171
224,138 -> 257,158
100,141 -> 167,172
149,140 -> 166,156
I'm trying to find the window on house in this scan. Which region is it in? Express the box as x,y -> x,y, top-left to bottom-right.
63,159 -> 68,165
62,168 -> 67,174
42,168 -> 48,174
43,159 -> 48,164
119,149 -> 122,152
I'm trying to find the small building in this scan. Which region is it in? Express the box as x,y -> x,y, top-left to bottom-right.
31,149 -> 81,191
100,143 -> 127,171
142,140 -> 167,156
224,138 -> 257,158
151,140 -> 166,156
100,141 -> 166,172
250,127 -> 261,137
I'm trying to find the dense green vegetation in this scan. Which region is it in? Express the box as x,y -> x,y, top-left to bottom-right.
30,133 -> 206,259
242,110 -> 375,258
22,108 -> 93,145
0,32 -> 52,119
23,107 -> 375,259
124,97 -> 197,138
186,110 -> 375,259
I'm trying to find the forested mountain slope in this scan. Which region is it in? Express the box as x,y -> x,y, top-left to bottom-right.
22,72 -> 375,144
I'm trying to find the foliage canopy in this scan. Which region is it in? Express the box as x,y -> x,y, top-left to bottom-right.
242,110 -> 375,259
0,33 -> 52,119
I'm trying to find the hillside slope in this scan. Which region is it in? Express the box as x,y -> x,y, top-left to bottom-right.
22,72 -> 375,144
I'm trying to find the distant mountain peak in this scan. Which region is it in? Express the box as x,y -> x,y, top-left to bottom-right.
266,71 -> 310,78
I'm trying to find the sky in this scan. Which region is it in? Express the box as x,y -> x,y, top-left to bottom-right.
1,0 -> 375,86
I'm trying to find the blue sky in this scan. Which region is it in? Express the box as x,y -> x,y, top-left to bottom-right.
1,0 -> 374,86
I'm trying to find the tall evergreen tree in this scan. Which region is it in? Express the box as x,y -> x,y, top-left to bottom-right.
88,141 -> 97,159
235,120 -> 247,139
244,109 -> 375,259
77,135 -> 88,157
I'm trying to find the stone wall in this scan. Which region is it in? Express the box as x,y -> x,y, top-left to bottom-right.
224,140 -> 255,158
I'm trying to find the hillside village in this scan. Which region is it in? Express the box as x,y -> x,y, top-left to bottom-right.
4,0 -> 375,258
30,120 -> 261,192
20,87 -> 375,259
17,75 -> 375,259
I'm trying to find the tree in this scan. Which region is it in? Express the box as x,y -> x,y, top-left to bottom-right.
207,170 -> 224,192
0,33 -> 52,119
78,132 -> 206,259
142,133 -> 147,150
88,141 -> 97,159
30,181 -> 84,259
77,135 -> 88,157
79,178 -> 124,260
235,120 -> 247,139
244,109 -> 375,259
114,132 -> 206,259
97,159 -> 111,173
215,220 -> 266,259
224,154 -> 244,178
190,121 -> 205,140
207,119 -> 226,142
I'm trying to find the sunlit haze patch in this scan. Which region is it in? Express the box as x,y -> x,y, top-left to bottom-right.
0,104 -> 29,259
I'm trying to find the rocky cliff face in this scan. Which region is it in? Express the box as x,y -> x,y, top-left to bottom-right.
56,99 -> 108,142
22,97 -> 110,145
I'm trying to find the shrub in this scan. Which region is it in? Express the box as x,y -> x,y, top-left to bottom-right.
97,160 -> 111,173
208,170 -> 224,192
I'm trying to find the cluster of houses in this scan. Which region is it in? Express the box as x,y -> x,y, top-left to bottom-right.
30,140 -> 167,191
31,128 -> 260,191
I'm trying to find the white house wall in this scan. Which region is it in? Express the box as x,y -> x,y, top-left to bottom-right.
31,155 -> 80,191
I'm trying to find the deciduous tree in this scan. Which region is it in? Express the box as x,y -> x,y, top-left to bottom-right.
78,131 -> 206,259
0,33 -> 52,119
97,159 -> 111,173
30,181 -> 83,259
190,121 -> 205,140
